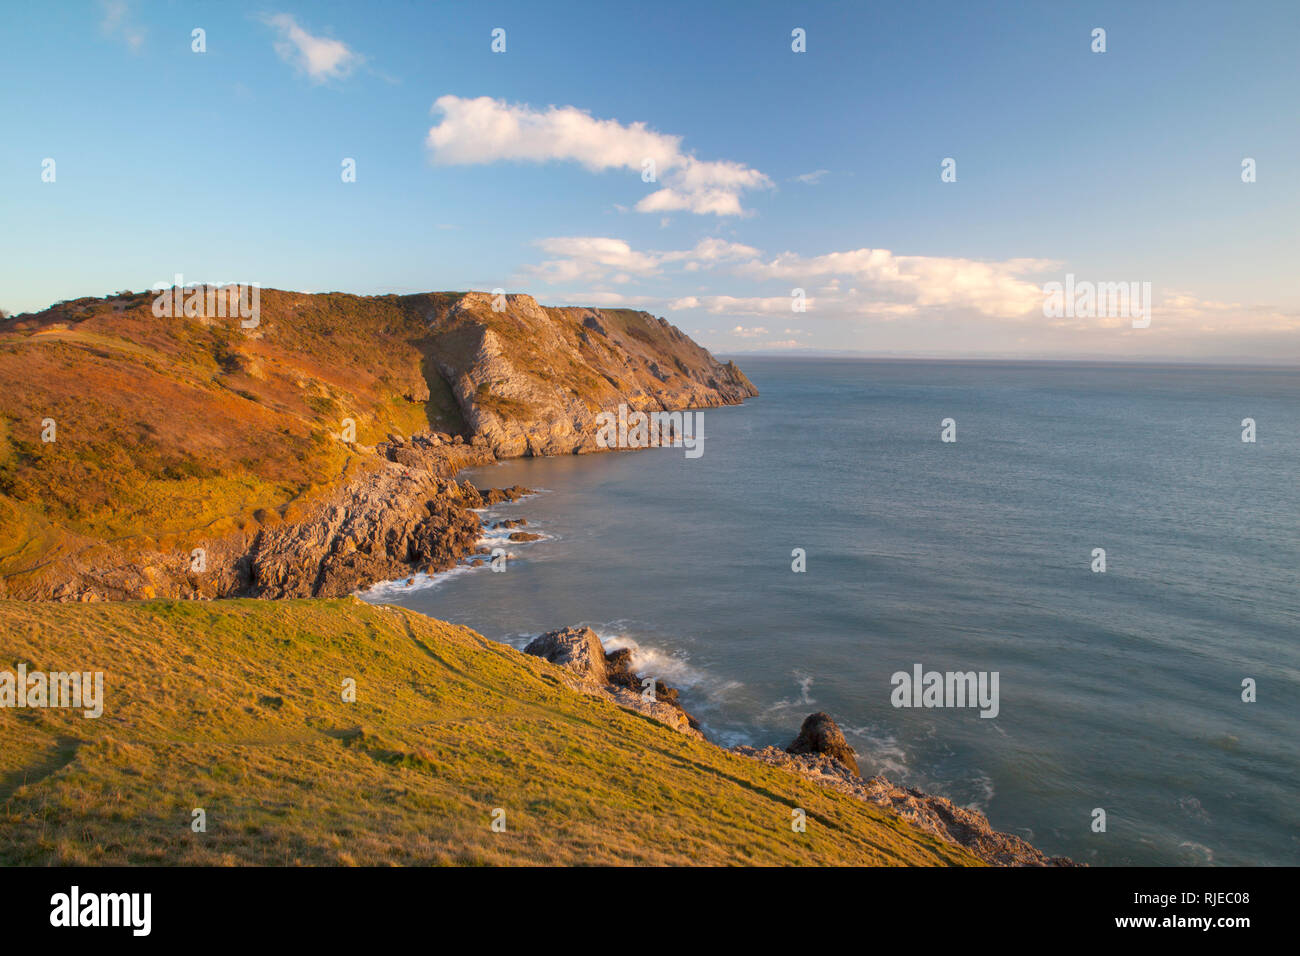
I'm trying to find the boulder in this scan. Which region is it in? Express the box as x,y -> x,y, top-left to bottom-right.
787,712 -> 860,776
391,446 -> 428,470
523,626 -> 607,684
603,647 -> 638,690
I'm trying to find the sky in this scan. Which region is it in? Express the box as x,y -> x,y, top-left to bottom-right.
1,0 -> 1297,361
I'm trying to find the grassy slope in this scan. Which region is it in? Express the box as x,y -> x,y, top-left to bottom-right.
0,599 -> 978,866
0,291 -> 465,574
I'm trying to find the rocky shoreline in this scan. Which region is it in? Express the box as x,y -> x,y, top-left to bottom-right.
523,625 -> 704,739
735,724 -> 1079,867
10,431 -> 531,603
1,289 -> 1069,865
18,423 -> 1074,864
520,625 -> 1076,866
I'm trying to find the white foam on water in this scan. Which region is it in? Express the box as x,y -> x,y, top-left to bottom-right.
1178,841 -> 1215,865
360,563 -> 476,600
966,771 -> 996,811
595,626 -> 704,689
584,623 -> 746,718
359,499 -> 552,602
764,670 -> 816,714
843,724 -> 912,779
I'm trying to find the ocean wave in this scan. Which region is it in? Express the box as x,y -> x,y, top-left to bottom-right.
842,724 -> 912,779
583,623 -> 745,714
1178,841 -> 1215,865
764,670 -> 816,714
594,627 -> 704,689
361,563 -> 476,600
360,513 -> 550,602
965,771 -> 996,811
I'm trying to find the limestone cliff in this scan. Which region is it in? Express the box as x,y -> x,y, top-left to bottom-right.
429,292 -> 755,457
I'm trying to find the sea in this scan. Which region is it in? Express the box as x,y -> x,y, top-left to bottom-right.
364,358 -> 1300,866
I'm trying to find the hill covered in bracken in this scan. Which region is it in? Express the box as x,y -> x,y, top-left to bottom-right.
0,288 -> 755,600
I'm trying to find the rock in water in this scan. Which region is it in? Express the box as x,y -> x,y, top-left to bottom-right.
603,647 -> 638,690
787,712 -> 860,776
522,629 -> 704,739
523,626 -> 608,685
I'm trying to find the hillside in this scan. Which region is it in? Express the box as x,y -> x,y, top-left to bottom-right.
0,598 -> 977,866
0,289 -> 756,600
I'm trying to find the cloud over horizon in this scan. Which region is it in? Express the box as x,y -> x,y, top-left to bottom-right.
512,234 -> 1299,357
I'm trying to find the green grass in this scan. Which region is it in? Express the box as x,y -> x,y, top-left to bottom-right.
0,599 -> 980,866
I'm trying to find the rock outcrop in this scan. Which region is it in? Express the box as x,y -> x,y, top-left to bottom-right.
8,434 -> 530,602
787,711 -> 861,776
242,439 -> 533,599
736,712 -> 1078,867
524,626 -> 703,739
523,626 -> 609,687
429,293 -> 757,458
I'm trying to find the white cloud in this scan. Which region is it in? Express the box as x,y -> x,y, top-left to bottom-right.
99,0 -> 145,52
510,235 -> 1298,359
524,236 -> 761,285
521,235 -> 1055,320
1156,293 -> 1299,332
668,237 -> 761,268
705,296 -> 808,315
547,291 -> 658,308
263,14 -> 364,83
526,237 -> 662,284
790,169 -> 830,185
738,249 -> 1059,317
426,95 -> 772,216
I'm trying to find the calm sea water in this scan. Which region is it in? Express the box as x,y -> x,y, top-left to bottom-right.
365,358 -> 1300,866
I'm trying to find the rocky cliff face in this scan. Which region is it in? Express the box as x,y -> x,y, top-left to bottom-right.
430,292 -> 756,457
0,289 -> 755,601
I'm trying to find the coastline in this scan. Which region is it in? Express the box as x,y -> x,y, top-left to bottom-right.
1,290 -> 1073,866
357,449 -> 1077,867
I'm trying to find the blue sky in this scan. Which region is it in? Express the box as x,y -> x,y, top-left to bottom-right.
2,0 -> 1297,360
